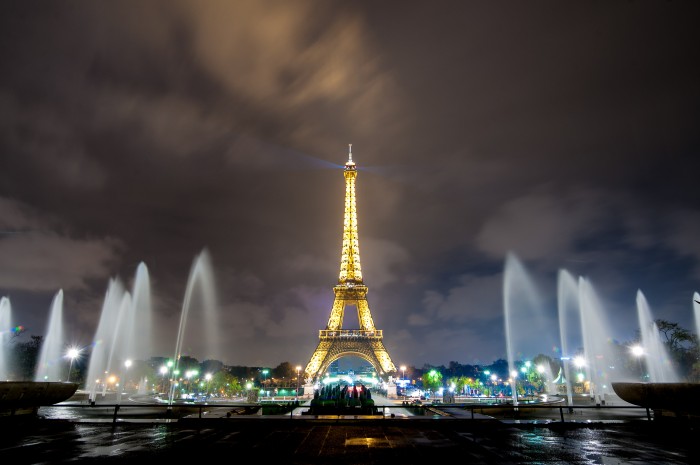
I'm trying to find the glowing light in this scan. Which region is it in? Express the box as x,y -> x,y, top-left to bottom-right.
630,345 -> 644,357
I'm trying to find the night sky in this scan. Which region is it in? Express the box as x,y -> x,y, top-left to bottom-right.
1,1 -> 699,371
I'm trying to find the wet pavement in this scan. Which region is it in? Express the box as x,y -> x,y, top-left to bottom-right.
1,400 -> 699,464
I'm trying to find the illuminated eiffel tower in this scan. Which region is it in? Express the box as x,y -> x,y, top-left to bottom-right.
303,145 -> 397,382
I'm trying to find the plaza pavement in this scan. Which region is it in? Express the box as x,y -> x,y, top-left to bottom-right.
1,394 -> 698,464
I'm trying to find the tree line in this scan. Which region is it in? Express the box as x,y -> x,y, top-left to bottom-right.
4,319 -> 698,393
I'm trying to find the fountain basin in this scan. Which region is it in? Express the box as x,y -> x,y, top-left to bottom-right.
0,381 -> 79,417
611,382 -> 700,415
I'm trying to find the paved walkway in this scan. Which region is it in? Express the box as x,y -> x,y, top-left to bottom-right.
2,395 -> 698,464
2,414 -> 698,464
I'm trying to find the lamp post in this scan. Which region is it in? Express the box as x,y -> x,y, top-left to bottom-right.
66,347 -> 80,383
159,365 -> 168,394
185,370 -> 198,397
510,370 -> 519,406
261,369 -> 269,398
171,369 -> 180,404
124,359 -> 132,389
246,382 -> 253,402
536,364 -> 546,395
573,356 -> 586,387
400,365 -> 406,398
205,373 -> 212,399
166,360 -> 175,405
296,366 -> 302,400
108,375 -> 117,403
117,359 -> 132,404
630,345 -> 645,381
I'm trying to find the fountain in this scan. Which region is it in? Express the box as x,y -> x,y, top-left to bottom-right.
636,290 -> 680,382
612,293 -> 699,415
693,292 -> 700,346
167,249 -> 220,406
0,293 -> 78,416
577,277 -> 621,403
1,296 -> 11,381
34,290 -> 65,382
557,269 -> 579,407
4,247 -> 223,412
85,262 -> 152,403
82,249 -> 219,406
504,254 -> 700,415
503,252 -> 559,405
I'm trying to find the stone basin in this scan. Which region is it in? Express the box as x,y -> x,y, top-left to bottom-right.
611,382 -> 700,415
0,381 -> 79,416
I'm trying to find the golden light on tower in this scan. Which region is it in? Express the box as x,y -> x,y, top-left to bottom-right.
303,145 -> 397,382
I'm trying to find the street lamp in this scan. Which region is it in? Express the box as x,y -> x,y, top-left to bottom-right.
159,365 -> 168,394
261,369 -> 269,398
572,356 -> 587,396
185,370 -> 198,396
510,370 -> 519,405
400,365 -> 406,399
108,375 -> 117,403
117,359 -> 132,404
165,360 -> 175,404
205,373 -> 212,399
630,345 -> 645,380
296,366 -> 302,400
66,347 -> 80,383
124,359 -> 132,386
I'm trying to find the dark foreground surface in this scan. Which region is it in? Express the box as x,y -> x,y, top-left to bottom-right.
2,415 -> 699,464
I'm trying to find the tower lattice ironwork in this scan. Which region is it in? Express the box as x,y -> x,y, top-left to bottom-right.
303,145 -> 397,382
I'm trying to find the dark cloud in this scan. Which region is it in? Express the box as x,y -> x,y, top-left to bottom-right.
1,0 -> 698,371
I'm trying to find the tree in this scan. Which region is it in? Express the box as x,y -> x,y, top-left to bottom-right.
654,319 -> 699,380
177,355 -> 200,373
210,371 -> 242,398
10,334 -> 42,380
273,361 -> 296,380
656,320 -> 693,351
422,369 -> 443,395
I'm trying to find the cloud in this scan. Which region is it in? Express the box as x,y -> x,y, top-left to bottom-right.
421,273 -> 503,324
664,208 -> 700,279
360,238 -> 410,289
0,197 -> 123,291
475,187 -> 610,262
0,92 -> 107,191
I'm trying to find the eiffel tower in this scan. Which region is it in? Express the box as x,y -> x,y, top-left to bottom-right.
303,145 -> 397,382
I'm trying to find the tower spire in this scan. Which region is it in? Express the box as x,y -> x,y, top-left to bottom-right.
339,144 -> 361,284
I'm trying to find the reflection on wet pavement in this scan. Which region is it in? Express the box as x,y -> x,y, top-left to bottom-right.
1,417 -> 698,464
